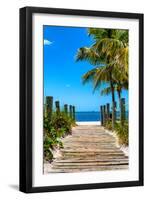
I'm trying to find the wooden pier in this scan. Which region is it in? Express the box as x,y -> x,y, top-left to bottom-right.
44,125 -> 128,173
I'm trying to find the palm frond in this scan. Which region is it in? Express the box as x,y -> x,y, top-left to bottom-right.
75,28 -> 129,96
101,87 -> 112,96
117,30 -> 129,46
93,65 -> 111,91
82,68 -> 97,84
92,38 -> 124,59
114,47 -> 128,73
88,28 -> 108,40
76,47 -> 106,65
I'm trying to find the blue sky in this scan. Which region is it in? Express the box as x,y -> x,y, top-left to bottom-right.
43,26 -> 128,111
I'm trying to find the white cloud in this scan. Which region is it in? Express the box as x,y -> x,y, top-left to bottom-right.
44,39 -> 53,46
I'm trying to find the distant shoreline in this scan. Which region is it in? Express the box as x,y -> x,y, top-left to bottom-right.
76,121 -> 101,125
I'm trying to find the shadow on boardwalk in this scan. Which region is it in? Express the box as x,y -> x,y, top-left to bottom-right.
44,125 -> 128,173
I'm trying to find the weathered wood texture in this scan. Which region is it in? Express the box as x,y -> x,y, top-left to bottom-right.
120,98 -> 126,125
72,106 -> 75,120
100,106 -> 103,125
69,105 -> 73,118
45,96 -> 53,121
64,104 -> 68,115
55,101 -> 60,113
47,125 -> 128,173
106,103 -> 110,120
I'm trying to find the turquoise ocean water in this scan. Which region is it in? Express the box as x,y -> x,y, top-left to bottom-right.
75,111 -> 128,122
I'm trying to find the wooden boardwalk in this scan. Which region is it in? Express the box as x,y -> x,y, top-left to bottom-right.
47,125 -> 128,173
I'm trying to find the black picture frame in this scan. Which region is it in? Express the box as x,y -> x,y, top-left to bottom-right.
19,6 -> 144,193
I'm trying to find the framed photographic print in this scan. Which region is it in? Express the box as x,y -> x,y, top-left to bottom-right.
19,6 -> 144,193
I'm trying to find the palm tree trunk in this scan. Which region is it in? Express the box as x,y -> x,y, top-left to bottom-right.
110,79 -> 115,129
117,88 -> 124,125
117,89 -> 121,119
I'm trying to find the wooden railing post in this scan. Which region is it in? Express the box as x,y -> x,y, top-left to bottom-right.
100,105 -> 103,125
55,100 -> 60,113
106,103 -> 110,121
114,101 -> 117,122
72,106 -> 75,120
102,106 -> 105,125
120,98 -> 126,125
64,104 -> 68,115
46,96 -> 53,121
103,105 -> 106,125
69,105 -> 73,118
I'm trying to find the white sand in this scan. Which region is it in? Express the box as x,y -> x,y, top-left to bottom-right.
76,121 -> 101,125
104,129 -> 129,157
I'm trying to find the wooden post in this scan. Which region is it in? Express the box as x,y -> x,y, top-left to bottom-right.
103,105 -> 106,125
102,106 -> 105,125
114,101 -> 117,121
106,103 -> 110,121
100,106 -> 103,125
72,106 -> 75,120
46,96 -> 53,121
55,101 -> 60,113
64,104 -> 68,115
120,98 -> 126,125
69,105 -> 73,118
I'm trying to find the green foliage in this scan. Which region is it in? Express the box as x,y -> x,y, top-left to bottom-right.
76,28 -> 129,134
43,111 -> 75,162
50,112 -> 73,134
43,134 -> 54,161
114,122 -> 128,146
44,116 -> 51,131
76,47 -> 105,65
104,120 -> 128,146
76,28 -> 129,94
105,120 -> 113,130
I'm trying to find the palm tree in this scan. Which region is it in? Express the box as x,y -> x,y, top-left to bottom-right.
76,28 -> 128,128
88,28 -> 129,75
101,78 -> 127,124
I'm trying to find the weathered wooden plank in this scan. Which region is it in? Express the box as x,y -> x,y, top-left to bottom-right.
61,150 -> 124,153
62,155 -> 128,160
52,161 -> 128,167
52,165 -> 128,170
55,158 -> 128,163
50,165 -> 128,173
44,125 -> 129,173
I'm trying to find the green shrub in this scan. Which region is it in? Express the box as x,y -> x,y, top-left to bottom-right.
105,120 -> 113,130
114,122 -> 128,146
104,120 -> 128,146
43,135 -> 54,161
44,116 -> 51,133
43,111 -> 75,162
43,129 -> 63,162
50,112 -> 74,134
